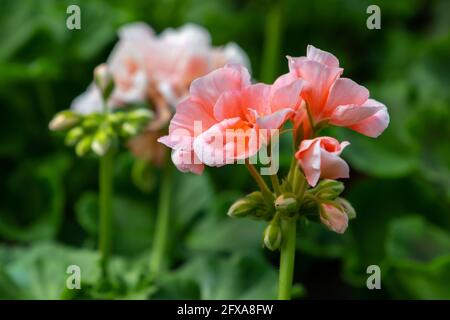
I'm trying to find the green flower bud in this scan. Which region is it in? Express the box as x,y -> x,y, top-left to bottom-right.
65,127 -> 84,146
108,112 -> 126,125
335,197 -> 356,219
126,108 -> 153,123
227,191 -> 269,219
82,117 -> 100,130
94,64 -> 114,101
312,179 -> 344,200
227,199 -> 254,218
121,122 -> 139,137
75,136 -> 93,157
49,110 -> 80,131
91,128 -> 114,156
275,193 -> 299,216
263,221 -> 282,251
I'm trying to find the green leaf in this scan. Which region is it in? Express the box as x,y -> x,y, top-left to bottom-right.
75,193 -> 154,256
384,216 -> 450,299
155,254 -> 278,300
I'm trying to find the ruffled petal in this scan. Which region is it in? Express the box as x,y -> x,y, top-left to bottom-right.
348,99 -> 389,137
306,45 -> 340,68
190,64 -> 251,109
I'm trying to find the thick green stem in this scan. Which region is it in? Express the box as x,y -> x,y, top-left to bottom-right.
261,0 -> 283,83
99,150 -> 114,278
278,218 -> 297,300
150,164 -> 172,275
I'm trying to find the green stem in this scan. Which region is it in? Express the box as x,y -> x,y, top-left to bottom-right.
261,0 -> 284,83
278,218 -> 297,300
245,162 -> 274,206
270,174 -> 281,196
150,164 -> 172,275
99,149 -> 114,278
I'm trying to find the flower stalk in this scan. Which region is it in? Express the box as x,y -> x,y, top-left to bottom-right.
99,147 -> 114,278
150,162 -> 173,275
278,217 -> 297,300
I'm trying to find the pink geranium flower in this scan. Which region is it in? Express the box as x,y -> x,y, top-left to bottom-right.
295,136 -> 350,186
158,64 -> 304,174
288,45 -> 389,138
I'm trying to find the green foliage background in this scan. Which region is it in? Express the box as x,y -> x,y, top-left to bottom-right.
0,0 -> 449,299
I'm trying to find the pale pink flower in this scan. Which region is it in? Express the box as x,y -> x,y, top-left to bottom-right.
158,64 -> 304,174
320,204 -> 348,234
295,137 -> 350,186
288,45 -> 389,138
144,24 -> 250,107
71,23 -> 153,114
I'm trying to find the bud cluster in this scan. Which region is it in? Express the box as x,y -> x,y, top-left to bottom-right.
49,108 -> 153,157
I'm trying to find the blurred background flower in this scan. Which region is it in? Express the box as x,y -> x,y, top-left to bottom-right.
0,0 -> 449,299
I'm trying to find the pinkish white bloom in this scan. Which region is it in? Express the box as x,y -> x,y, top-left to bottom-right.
72,22 -> 153,114
295,136 -> 350,187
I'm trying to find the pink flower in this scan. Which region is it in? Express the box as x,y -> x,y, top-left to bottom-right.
72,23 -> 250,115
288,45 -> 389,138
72,23 -> 153,114
320,204 -> 348,234
158,64 -> 304,174
144,24 -> 250,107
295,137 -> 350,186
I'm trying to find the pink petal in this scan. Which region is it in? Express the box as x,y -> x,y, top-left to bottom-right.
270,74 -> 304,112
330,104 -> 384,127
319,146 -> 350,180
170,98 -> 216,134
171,149 -> 204,175
324,78 -> 369,116
213,91 -> 245,121
320,204 -> 348,234
193,117 -> 260,166
349,99 -> 389,137
242,84 -> 271,116
296,139 -> 322,186
306,45 -> 340,68
189,64 -> 251,108
288,58 -> 343,115
256,108 -> 294,130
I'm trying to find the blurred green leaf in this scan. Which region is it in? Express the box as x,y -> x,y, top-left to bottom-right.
75,193 -> 154,256
384,216 -> 450,299
155,254 -> 278,300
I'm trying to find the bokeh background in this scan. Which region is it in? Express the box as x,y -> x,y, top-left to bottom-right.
0,0 -> 449,299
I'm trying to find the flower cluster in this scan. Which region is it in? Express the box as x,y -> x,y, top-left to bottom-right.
159,45 -> 389,239
51,22 -> 249,161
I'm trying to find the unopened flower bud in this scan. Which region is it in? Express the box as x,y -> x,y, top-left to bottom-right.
263,221 -> 282,251
227,191 -> 269,219
94,64 -> 114,100
126,108 -> 153,123
313,179 -> 344,200
92,128 -> 114,156
275,193 -> 299,216
108,112 -> 126,125
227,199 -> 254,218
65,127 -> 84,146
82,117 -> 100,130
75,136 -> 93,157
335,197 -> 356,219
319,203 -> 348,234
121,122 -> 139,137
49,110 -> 80,131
